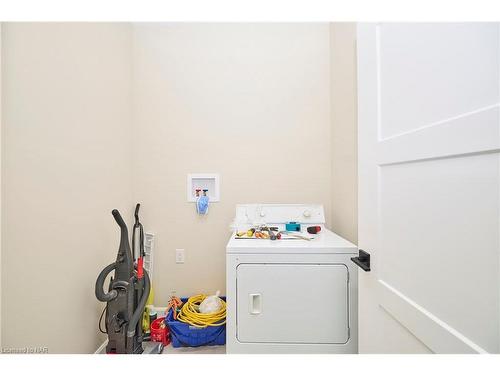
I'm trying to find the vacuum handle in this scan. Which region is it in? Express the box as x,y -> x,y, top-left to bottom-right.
134,204 -> 140,224
112,209 -> 127,230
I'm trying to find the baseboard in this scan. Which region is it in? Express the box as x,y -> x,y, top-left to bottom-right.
95,339 -> 108,354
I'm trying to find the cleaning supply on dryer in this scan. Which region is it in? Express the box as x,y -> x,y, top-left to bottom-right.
307,226 -> 322,234
280,231 -> 312,241
285,222 -> 301,231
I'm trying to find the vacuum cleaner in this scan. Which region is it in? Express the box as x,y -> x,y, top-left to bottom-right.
95,204 -> 160,354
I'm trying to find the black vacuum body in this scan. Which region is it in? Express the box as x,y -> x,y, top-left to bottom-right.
95,208 -> 150,354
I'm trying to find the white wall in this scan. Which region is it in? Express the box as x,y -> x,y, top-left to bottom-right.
330,23 -> 358,244
131,23 -> 333,303
1,23 -> 133,353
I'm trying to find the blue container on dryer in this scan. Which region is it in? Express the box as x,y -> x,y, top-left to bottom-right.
285,222 -> 301,231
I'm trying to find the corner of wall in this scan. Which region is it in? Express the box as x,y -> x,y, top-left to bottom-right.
330,22 -> 358,245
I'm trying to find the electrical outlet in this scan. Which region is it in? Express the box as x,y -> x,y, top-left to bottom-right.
175,249 -> 185,264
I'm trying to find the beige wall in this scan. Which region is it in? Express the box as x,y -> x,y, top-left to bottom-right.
330,23 -> 358,244
132,24 -> 333,303
1,23 -> 358,352
1,23 -> 133,353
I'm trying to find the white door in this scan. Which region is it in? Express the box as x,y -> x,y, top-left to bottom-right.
357,23 -> 500,354
237,264 -> 349,343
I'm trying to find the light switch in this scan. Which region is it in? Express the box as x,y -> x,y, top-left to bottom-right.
175,249 -> 185,264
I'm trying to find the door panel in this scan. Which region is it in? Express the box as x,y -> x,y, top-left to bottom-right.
358,23 -> 500,353
378,24 -> 499,139
380,154 -> 499,352
236,264 -> 349,343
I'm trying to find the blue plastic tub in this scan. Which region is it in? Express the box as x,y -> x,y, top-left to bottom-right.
165,297 -> 226,348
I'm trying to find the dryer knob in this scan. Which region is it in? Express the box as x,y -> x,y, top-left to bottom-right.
260,211 -> 266,217
303,210 -> 311,218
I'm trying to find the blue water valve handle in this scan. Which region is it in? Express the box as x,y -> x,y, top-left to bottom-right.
285,222 -> 301,231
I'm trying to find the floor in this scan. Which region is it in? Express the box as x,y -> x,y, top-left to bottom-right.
141,340 -> 226,354
161,344 -> 226,354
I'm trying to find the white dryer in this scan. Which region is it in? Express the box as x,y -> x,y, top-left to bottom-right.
226,204 -> 358,354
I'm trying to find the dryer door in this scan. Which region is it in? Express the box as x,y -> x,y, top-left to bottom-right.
236,263 -> 349,344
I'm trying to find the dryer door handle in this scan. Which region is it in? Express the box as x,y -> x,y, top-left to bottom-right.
249,293 -> 262,315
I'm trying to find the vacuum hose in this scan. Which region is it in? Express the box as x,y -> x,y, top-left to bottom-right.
95,262 -> 150,336
127,269 -> 150,337
95,263 -> 118,302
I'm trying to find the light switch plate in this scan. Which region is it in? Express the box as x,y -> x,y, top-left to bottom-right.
175,249 -> 185,264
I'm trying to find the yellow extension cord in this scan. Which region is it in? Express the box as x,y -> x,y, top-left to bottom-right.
176,294 -> 226,328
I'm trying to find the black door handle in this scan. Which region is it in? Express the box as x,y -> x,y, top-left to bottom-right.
351,249 -> 371,272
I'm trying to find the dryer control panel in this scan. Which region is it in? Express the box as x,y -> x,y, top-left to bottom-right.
234,204 -> 325,226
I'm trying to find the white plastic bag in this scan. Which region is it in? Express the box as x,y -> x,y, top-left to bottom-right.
199,290 -> 223,314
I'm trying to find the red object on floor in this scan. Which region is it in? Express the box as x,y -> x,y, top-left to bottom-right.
151,317 -> 171,346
